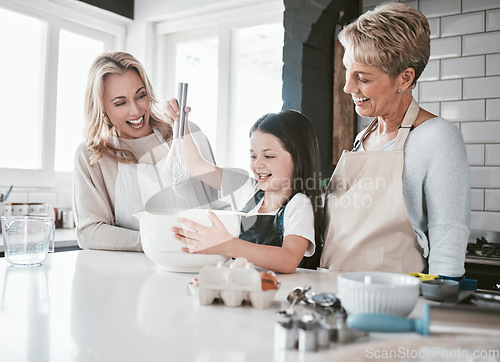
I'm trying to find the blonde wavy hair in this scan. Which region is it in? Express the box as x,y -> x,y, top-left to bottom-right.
84,51 -> 172,165
338,2 -> 430,87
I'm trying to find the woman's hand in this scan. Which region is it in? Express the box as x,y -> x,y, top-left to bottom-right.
173,210 -> 235,255
164,98 -> 191,134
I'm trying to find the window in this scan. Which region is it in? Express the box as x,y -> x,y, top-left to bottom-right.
228,23 -> 284,168
55,29 -> 106,173
172,36 -> 219,146
0,0 -> 125,187
156,2 -> 284,171
0,8 -> 45,170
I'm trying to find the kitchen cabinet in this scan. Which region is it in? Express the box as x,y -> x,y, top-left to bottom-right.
0,251 -> 498,361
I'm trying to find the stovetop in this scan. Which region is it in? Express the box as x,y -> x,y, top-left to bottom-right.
466,230 -> 500,262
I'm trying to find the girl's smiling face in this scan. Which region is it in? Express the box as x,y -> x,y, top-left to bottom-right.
103,69 -> 152,139
342,50 -> 400,119
250,130 -> 294,196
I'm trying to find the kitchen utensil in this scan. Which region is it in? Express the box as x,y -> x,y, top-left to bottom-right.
133,208 -> 244,272
421,278 -> 459,302
337,271 -> 420,317
347,303 -> 500,336
1,216 -> 55,267
163,83 -> 189,188
275,286 -> 368,351
297,314 -> 318,352
4,185 -> 13,202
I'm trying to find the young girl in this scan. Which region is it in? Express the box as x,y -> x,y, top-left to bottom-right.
167,104 -> 323,273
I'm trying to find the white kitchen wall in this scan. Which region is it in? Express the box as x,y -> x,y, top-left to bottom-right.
360,0 -> 500,231
126,0 -> 272,71
0,186 -> 73,210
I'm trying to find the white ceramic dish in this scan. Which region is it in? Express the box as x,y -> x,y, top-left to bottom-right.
134,209 -> 244,273
337,271 -> 420,317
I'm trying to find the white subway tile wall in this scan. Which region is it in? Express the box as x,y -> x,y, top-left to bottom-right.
463,0 -> 500,13
461,121 -> 500,143
485,189 -> 500,211
441,56 -> 485,79
420,60 -> 440,81
486,144 -> 500,165
441,12 -> 484,37
428,18 -> 440,38
419,79 -> 462,102
486,9 -> 500,31
486,99 -> 500,120
470,167 -> 500,188
372,0 -> 500,231
471,211 -> 500,230
430,36 -> 461,59
463,76 -> 500,99
441,100 -> 485,122
471,188 -> 485,210
466,144 -> 485,165
420,102 -> 440,115
463,31 -> 500,55
420,0 -> 461,17
486,54 -> 500,76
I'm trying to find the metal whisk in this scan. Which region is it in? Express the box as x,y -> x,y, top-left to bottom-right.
163,83 -> 189,188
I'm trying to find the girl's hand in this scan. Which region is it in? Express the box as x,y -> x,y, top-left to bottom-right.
173,210 -> 235,255
164,98 -> 191,134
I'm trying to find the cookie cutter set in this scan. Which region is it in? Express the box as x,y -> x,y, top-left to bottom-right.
186,262 -> 279,309
275,286 -> 368,352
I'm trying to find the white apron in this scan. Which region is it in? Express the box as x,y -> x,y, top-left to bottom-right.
320,98 -> 425,273
113,128 -> 222,230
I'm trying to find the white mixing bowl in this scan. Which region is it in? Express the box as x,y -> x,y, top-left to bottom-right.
134,209 -> 244,273
337,271 -> 420,317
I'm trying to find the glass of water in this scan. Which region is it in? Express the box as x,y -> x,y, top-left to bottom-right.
1,216 -> 55,267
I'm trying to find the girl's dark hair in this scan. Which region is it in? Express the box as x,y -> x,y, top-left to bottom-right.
250,110 -> 323,268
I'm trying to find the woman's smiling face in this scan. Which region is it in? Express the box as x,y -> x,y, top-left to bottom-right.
103,69 -> 152,139
342,50 -> 400,119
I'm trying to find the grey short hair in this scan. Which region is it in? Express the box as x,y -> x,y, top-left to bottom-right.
338,2 -> 430,86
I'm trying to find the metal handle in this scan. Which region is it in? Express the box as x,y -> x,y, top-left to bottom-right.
174,83 -> 188,139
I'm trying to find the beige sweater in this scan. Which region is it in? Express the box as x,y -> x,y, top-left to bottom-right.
73,123 -> 218,251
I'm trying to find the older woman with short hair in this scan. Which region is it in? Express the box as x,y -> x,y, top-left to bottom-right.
321,3 -> 470,277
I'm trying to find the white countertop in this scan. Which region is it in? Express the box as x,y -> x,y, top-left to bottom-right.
0,251 -> 498,362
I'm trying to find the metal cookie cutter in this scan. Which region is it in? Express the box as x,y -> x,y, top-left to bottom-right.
275,287 -> 368,352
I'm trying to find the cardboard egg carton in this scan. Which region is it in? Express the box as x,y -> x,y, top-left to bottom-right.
187,259 -> 280,309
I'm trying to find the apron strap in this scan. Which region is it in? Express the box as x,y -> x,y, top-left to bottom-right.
393,98 -> 420,151
352,118 -> 378,151
241,190 -> 265,213
352,98 -> 420,152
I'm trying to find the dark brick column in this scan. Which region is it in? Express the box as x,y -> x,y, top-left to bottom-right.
282,0 -> 360,176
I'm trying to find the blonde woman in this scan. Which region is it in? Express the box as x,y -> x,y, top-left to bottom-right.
321,3 -> 470,277
73,51 -> 220,251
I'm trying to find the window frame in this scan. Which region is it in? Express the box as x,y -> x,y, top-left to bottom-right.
0,0 -> 127,188
152,1 -> 284,166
